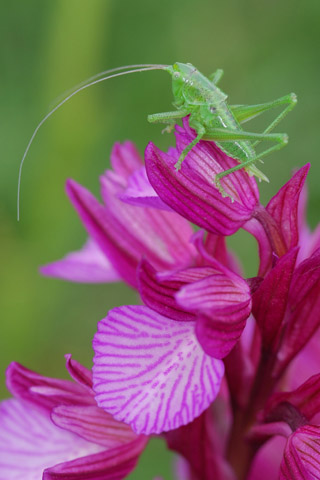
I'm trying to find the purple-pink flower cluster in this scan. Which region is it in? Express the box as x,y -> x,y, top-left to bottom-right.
2,117 -> 320,479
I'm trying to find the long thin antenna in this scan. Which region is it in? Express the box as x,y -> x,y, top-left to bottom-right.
17,63 -> 168,220
50,64 -> 167,107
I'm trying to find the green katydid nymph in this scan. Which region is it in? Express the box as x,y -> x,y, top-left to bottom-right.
17,62 -> 297,219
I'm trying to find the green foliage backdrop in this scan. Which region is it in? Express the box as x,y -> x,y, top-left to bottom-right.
1,0 -> 320,477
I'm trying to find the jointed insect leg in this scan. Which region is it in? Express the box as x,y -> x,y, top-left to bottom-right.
230,93 -> 297,136
174,125 -> 206,170
148,111 -> 186,124
148,110 -> 187,134
204,127 -> 289,196
213,132 -> 289,196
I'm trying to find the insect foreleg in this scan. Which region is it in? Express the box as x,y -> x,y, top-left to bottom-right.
174,123 -> 206,170
147,111 -> 186,124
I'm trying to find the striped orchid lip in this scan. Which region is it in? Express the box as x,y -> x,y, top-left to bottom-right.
92,305 -> 225,435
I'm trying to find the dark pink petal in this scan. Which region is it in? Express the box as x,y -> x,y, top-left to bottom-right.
43,435 -> 147,480
138,259 -> 196,322
6,362 -> 94,413
267,165 -> 310,252
176,272 -> 251,358
145,120 -> 259,236
67,178 -> 196,289
0,399 -> 104,480
165,408 -> 235,480
93,305 -> 224,434
265,373 -> 320,422
52,404 -> 139,448
40,239 -> 121,283
110,141 -> 143,178
65,354 -> 93,391
280,425 -> 320,480
120,166 -> 172,211
275,248 -> 320,375
252,248 -> 298,352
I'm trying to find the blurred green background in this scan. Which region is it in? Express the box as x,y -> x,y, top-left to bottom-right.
1,0 -> 320,477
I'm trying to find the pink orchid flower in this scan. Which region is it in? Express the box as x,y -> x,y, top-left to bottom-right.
0,355 -> 147,480
35,117 -> 320,479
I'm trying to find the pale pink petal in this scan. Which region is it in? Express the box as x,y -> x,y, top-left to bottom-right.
0,399 -> 104,480
93,306 -> 224,435
40,239 -> 121,283
120,166 -> 173,211
67,178 -> 196,288
110,141 -> 143,178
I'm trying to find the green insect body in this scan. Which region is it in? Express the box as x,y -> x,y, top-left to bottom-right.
18,62 -> 297,219
148,62 -> 297,197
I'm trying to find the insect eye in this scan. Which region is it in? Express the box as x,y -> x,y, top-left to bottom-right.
173,72 -> 181,79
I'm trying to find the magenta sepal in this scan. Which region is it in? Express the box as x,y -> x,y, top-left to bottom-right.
51,404 -> 139,448
65,354 -> 93,391
246,166 -> 310,276
145,119 -> 259,236
43,435 -> 148,480
252,247 -> 299,352
275,247 -> 320,375
6,361 -> 95,413
266,165 -> 310,252
93,305 -> 224,434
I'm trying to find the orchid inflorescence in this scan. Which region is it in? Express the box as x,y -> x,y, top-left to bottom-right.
2,117 -> 320,479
